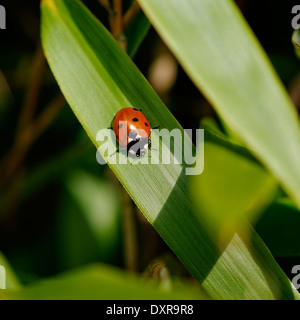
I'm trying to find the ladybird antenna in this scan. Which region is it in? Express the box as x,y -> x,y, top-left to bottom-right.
110,149 -> 119,157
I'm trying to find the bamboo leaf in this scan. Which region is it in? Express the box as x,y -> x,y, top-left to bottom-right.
190,142 -> 278,240
125,10 -> 150,57
0,264 -> 206,300
138,0 -> 300,209
41,0 -> 299,299
255,199 -> 300,257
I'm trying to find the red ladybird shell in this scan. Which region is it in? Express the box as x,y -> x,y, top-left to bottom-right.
113,108 -> 151,147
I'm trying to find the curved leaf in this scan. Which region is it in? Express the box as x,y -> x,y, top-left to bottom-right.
138,0 -> 300,208
0,264 -> 207,300
41,0 -> 299,299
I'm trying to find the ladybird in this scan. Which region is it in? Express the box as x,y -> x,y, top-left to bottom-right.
112,107 -> 153,158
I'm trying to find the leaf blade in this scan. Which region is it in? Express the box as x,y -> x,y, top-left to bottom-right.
41,0 -> 299,300
0,264 -> 207,300
138,0 -> 300,208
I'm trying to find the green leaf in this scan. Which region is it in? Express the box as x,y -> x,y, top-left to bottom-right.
192,118 -> 278,245
190,141 -> 278,240
0,264 -> 207,300
125,10 -> 150,57
138,0 -> 300,209
255,198 -> 300,257
41,0 -> 299,299
57,170 -> 122,269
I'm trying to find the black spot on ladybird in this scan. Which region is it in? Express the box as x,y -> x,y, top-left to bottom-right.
132,118 -> 138,122
145,122 -> 148,127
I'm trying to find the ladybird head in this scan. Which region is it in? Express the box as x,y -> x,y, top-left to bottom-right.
127,137 -> 148,158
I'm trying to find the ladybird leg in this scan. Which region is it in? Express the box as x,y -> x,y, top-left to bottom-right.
108,114 -> 116,129
130,156 -> 140,165
109,149 -> 119,157
148,138 -> 158,152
